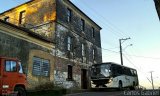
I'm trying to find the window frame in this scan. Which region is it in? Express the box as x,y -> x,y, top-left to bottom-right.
19,10 -> 26,24
93,48 -> 96,61
80,19 -> 85,31
5,60 -> 17,72
32,57 -> 50,77
4,16 -> 9,22
67,65 -> 73,80
91,27 -> 95,38
67,8 -> 72,22
82,43 -> 86,57
67,36 -> 73,51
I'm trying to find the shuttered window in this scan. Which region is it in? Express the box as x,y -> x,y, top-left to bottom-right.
32,57 -> 50,77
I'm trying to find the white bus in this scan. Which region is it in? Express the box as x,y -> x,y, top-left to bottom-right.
90,62 -> 139,90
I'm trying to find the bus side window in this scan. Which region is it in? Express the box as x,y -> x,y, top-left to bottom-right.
118,67 -> 123,75
130,69 -> 134,76
111,66 -> 117,76
134,70 -> 137,76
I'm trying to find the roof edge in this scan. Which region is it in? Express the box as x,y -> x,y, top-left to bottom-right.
67,0 -> 102,30
0,19 -> 53,43
0,0 -> 33,15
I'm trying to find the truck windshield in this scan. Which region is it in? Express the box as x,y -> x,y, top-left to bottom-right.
91,64 -> 111,78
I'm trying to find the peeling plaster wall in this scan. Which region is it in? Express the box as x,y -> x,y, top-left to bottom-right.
0,25 -> 54,89
0,0 -> 56,39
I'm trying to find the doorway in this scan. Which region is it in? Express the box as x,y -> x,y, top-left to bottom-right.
81,69 -> 88,89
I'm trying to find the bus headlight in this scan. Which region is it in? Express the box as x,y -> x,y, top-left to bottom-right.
2,85 -> 9,89
109,78 -> 113,83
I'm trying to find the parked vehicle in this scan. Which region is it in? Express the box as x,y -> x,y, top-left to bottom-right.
0,57 -> 27,96
90,62 -> 139,90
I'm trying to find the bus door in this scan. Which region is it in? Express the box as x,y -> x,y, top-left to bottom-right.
124,68 -> 131,84
2,59 -> 18,92
81,69 -> 88,89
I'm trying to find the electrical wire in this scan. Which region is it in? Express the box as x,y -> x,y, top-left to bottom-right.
75,0 -> 130,38
123,54 -> 152,84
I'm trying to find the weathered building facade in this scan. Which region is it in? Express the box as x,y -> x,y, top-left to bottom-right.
0,20 -> 55,89
0,0 -> 102,89
154,0 -> 160,20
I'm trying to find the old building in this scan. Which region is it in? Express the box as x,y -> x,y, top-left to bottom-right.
0,19 -> 55,89
154,0 -> 160,20
0,0 -> 102,89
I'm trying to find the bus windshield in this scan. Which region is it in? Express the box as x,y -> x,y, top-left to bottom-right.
91,64 -> 111,78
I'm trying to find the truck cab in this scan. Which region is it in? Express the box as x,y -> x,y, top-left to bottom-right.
0,57 -> 27,96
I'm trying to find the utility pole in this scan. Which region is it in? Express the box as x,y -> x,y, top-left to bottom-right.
150,71 -> 154,90
119,37 -> 130,65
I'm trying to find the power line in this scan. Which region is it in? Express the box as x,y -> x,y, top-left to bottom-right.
102,47 -> 160,60
125,54 -> 160,60
72,1 -> 126,38
123,54 -> 152,85
77,0 -> 130,37
72,0 -> 135,52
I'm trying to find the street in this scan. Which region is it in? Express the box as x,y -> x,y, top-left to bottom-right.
65,91 -> 124,96
65,89 -> 160,96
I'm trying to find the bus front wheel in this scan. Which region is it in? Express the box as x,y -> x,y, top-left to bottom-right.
118,81 -> 123,91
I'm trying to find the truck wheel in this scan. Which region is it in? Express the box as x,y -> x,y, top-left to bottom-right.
14,87 -> 26,96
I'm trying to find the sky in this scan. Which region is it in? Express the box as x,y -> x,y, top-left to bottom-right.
0,0 -> 160,89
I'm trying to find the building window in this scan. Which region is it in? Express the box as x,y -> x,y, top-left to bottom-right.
19,11 -> 26,24
80,19 -> 85,31
67,65 -> 73,80
67,8 -> 72,22
5,61 -> 17,72
93,49 -> 96,61
67,36 -> 72,51
91,27 -> 95,38
32,57 -> 50,77
82,43 -> 85,57
4,16 -> 9,22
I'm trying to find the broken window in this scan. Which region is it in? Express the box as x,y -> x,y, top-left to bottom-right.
67,65 -> 73,80
80,19 -> 85,31
32,57 -> 50,77
67,36 -> 72,51
4,16 -> 9,22
67,8 -> 72,22
19,10 -> 26,24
